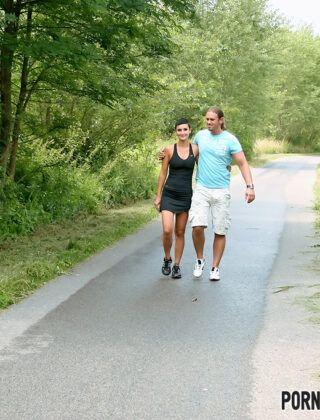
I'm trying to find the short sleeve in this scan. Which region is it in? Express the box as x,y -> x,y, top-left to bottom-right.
229,135 -> 242,154
193,132 -> 199,145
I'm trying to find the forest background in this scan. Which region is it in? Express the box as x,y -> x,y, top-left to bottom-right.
0,0 -> 319,306
1,0 -> 319,238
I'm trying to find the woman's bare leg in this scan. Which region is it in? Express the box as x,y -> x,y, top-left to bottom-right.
174,212 -> 188,265
161,210 -> 174,259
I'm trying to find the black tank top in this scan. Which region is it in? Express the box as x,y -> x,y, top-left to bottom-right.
164,143 -> 195,193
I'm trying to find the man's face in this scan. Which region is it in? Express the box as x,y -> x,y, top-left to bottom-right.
205,111 -> 222,132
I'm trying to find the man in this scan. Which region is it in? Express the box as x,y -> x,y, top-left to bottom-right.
190,106 -> 255,281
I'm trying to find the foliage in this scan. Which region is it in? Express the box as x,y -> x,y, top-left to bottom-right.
0,166 -> 103,239
99,143 -> 158,206
0,136 -> 157,239
263,28 -> 320,151
1,0 -> 320,242
132,0 -> 280,159
0,0 -> 197,177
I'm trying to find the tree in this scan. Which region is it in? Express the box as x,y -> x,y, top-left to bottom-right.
264,28 -> 320,150
0,0 -> 196,179
141,0 -> 279,156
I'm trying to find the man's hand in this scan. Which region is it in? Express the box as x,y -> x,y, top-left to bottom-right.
158,148 -> 165,161
245,188 -> 255,203
154,196 -> 161,211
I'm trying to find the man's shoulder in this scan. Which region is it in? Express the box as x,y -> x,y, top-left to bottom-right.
197,128 -> 208,135
222,130 -> 236,139
222,130 -> 242,153
194,129 -> 209,140
222,130 -> 239,143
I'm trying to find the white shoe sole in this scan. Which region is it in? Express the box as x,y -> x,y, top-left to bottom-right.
193,270 -> 204,278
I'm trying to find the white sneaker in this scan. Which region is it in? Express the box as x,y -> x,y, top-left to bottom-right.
193,259 -> 205,277
209,267 -> 220,281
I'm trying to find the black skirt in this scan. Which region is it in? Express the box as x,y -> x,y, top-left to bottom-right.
160,186 -> 192,214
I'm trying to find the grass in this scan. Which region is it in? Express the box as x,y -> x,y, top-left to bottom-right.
313,165 -> 320,291
0,200 -> 157,309
297,165 -> 320,324
254,138 -> 290,155
251,138 -> 294,168
315,165 -> 320,231
310,165 -> 320,322
299,292 -> 320,325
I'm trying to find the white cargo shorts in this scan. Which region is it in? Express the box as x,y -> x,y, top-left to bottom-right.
189,184 -> 231,234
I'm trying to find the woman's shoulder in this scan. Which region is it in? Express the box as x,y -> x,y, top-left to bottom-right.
164,144 -> 175,156
165,144 -> 175,151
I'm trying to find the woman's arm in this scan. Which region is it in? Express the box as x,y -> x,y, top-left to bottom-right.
154,146 -> 171,211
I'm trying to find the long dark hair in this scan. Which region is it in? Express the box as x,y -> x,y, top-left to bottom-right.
207,106 -> 225,130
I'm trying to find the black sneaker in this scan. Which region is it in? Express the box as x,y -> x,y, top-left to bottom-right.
162,257 -> 172,275
171,265 -> 182,279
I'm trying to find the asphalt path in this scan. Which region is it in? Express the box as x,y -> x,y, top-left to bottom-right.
0,155 -> 319,419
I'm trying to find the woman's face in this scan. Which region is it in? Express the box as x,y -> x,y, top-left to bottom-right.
175,123 -> 191,141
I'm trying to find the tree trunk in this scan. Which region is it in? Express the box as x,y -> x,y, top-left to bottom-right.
9,6 -> 32,179
0,0 -> 22,178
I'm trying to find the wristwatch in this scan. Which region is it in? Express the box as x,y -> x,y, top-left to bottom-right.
246,184 -> 254,189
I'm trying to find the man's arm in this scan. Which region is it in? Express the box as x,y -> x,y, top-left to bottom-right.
158,148 -> 166,161
232,151 -> 255,203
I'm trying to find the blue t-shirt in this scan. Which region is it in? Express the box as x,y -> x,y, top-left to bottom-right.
193,129 -> 242,188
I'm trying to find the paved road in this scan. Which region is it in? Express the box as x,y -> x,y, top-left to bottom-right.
0,156 -> 319,419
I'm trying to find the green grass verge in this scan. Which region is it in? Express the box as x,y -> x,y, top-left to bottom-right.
315,165 -> 320,230
297,165 -> 320,324
310,165 -> 320,323
0,200 -> 157,309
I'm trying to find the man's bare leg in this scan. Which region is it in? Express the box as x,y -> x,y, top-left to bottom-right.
192,226 -> 205,259
212,233 -> 226,267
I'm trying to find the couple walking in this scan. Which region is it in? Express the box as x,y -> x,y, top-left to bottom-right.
154,106 -> 255,280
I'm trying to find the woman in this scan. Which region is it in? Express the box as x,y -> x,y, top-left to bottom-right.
154,118 -> 198,279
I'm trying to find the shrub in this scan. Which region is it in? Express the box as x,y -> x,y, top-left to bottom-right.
100,144 -> 157,207
0,164 -> 103,239
0,141 -> 157,239
254,138 -> 290,155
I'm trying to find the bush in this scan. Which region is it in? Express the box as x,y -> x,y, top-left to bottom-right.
33,165 -> 103,219
0,164 -> 103,239
0,141 -> 157,240
100,144 -> 157,206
